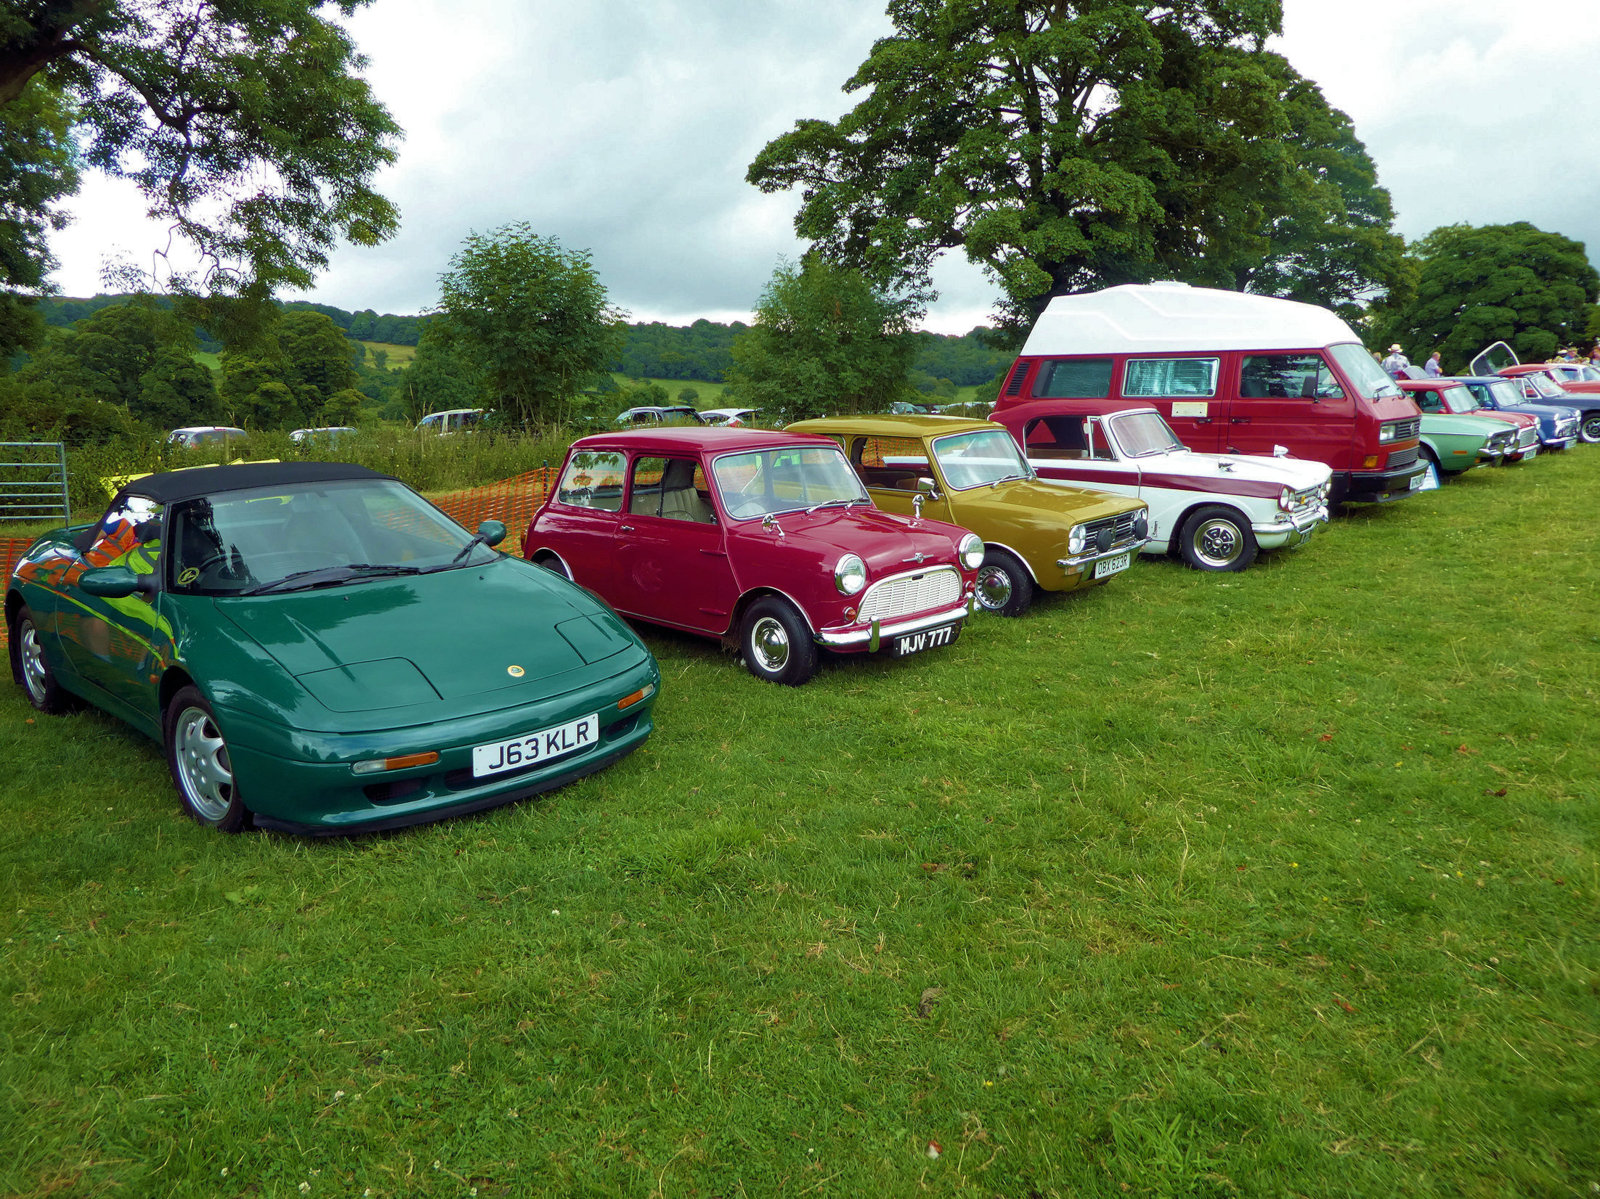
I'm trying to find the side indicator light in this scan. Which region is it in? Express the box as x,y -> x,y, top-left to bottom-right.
617,683 -> 657,711
352,751 -> 440,776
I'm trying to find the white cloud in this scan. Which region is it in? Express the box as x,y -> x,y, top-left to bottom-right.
41,0 -> 1600,336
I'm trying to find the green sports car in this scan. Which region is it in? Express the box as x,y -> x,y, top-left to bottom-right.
6,462 -> 659,834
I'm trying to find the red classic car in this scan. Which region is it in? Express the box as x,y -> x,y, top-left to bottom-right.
522,428 -> 983,685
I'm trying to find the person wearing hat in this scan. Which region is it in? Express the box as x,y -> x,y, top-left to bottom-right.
1381,344 -> 1410,376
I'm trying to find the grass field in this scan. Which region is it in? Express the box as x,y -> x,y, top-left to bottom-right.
2,450 -> 1597,1197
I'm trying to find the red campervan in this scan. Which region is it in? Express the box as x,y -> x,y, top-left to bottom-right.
992,283 -> 1428,505
523,428 -> 982,686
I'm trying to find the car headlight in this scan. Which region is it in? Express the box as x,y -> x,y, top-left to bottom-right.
1067,524 -> 1087,555
958,532 -> 984,570
1277,486 -> 1294,512
834,553 -> 867,595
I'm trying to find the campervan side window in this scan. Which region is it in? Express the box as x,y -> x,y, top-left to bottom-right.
1124,358 -> 1219,397
1035,359 -> 1113,399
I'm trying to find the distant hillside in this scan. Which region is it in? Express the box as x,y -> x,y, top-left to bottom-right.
31,297 -> 1011,388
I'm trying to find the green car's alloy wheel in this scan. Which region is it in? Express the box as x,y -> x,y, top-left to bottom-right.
164,686 -> 249,832
12,605 -> 74,714
1179,505 -> 1259,572
974,547 -> 1034,617
740,596 -> 817,686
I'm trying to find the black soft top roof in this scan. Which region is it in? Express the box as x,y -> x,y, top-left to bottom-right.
120,462 -> 394,505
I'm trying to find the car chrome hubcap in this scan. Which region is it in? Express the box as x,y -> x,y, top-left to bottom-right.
1196,521 -> 1241,566
750,616 -> 790,672
19,622 -> 47,703
174,706 -> 234,821
1583,416 -> 1600,443
975,565 -> 1013,610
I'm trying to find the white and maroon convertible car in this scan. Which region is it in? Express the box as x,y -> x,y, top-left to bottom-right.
991,400 -> 1331,572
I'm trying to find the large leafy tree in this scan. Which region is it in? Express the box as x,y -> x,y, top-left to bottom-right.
1370,223 -> 1600,369
0,79 -> 76,355
748,0 -> 1406,338
0,0 -> 401,338
726,257 -> 918,422
431,223 -> 625,428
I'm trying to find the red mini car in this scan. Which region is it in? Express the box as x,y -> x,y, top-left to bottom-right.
1398,379 -> 1542,463
523,428 -> 983,685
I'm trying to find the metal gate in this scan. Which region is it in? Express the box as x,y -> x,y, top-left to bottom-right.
0,441 -> 71,526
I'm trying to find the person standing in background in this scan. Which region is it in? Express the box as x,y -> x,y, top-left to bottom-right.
1382,344 -> 1409,376
1425,351 -> 1443,377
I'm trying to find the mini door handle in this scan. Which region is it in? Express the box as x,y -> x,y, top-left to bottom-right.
1230,417 -> 1251,424
1194,417 -> 1213,424
620,524 -> 634,532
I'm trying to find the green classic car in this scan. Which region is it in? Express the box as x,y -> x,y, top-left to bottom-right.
1415,412 -> 1516,487
6,462 -> 660,834
788,415 -> 1149,616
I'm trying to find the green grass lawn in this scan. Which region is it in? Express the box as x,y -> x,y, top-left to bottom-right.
3,452 -> 1597,1197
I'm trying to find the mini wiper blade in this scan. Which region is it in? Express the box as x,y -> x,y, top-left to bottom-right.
804,498 -> 854,514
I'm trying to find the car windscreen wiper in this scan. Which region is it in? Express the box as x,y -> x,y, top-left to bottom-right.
804,498 -> 861,514
241,563 -> 422,596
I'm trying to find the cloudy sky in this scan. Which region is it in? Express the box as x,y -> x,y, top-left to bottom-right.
44,0 -> 1600,334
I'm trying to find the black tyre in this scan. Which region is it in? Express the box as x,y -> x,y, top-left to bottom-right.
1178,505 -> 1259,572
11,604 -> 75,714
739,596 -> 817,686
974,547 -> 1034,616
1416,449 -> 1441,491
164,685 -> 249,832
1580,412 -> 1600,445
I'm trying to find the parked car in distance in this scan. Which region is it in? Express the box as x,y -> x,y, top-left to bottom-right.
789,413 -> 1149,613
989,401 -> 1329,572
1398,379 -> 1539,464
888,401 -> 936,415
614,405 -> 704,426
166,426 -> 249,451
415,408 -> 486,435
523,428 -> 984,685
7,462 -> 659,834
698,407 -> 760,427
289,426 -> 358,445
992,282 -> 1428,504
1454,376 -> 1579,451
1415,408 -> 1513,486
1469,341 -> 1600,442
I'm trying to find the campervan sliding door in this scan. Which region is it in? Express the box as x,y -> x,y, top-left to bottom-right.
1120,355 -> 1225,453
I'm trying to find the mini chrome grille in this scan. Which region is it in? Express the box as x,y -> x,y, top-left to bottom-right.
1515,425 -> 1538,450
858,566 -> 961,623
1387,445 -> 1419,469
1555,416 -> 1578,438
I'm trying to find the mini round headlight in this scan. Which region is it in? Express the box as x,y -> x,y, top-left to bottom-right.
1067,524 -> 1087,555
1133,509 -> 1149,540
834,552 -> 867,595
958,532 -> 984,570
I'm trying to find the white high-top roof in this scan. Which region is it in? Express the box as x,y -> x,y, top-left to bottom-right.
1019,282 -> 1362,356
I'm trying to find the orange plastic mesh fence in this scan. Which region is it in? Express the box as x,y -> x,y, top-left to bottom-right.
427,467 -> 557,556
1,538 -> 28,645
0,470 -> 560,646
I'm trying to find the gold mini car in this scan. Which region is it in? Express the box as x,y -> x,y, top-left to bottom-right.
789,415 -> 1149,616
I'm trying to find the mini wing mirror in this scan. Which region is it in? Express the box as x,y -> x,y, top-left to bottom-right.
476,519 -> 507,548
79,565 -> 143,598
916,476 -> 941,498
